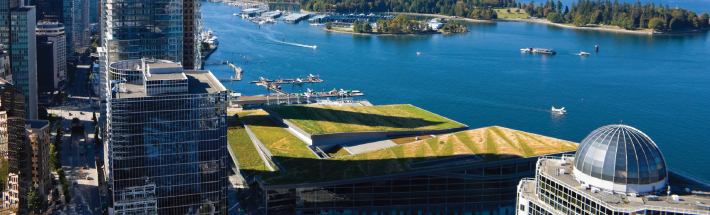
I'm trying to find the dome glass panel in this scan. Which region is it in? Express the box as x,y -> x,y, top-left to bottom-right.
574,125 -> 667,185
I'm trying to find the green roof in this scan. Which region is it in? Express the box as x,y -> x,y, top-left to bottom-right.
266,104 -> 467,135
229,110 -> 578,185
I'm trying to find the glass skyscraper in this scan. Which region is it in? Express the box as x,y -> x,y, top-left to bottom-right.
0,0 -> 38,119
102,0 -> 201,68
104,59 -> 229,214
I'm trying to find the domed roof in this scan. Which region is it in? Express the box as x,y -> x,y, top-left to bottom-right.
574,125 -> 667,188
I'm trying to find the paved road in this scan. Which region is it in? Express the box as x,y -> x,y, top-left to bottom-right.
52,119 -> 101,215
49,59 -> 102,214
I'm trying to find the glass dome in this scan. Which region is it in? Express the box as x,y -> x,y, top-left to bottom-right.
574,125 -> 667,186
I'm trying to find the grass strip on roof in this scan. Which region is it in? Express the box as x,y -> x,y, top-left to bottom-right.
241,110 -> 318,171
454,132 -> 479,154
227,116 -> 269,177
515,133 -> 535,157
253,126 -> 578,185
484,130 -> 501,161
267,104 -> 466,135
489,126 -> 525,156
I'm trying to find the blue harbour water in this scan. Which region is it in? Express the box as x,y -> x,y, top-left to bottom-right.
202,1 -> 710,180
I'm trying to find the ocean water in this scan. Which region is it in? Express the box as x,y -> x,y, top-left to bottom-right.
202,1 -> 710,180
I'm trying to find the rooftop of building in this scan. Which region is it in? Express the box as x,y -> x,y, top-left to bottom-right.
229,109 -> 579,185
25,120 -> 49,129
266,104 -> 467,135
145,72 -> 187,81
522,156 -> 710,213
114,70 -> 224,99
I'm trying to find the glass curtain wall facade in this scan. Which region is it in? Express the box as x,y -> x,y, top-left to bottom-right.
0,0 -> 37,119
103,0 -> 198,65
255,158 -> 544,215
105,60 -> 229,214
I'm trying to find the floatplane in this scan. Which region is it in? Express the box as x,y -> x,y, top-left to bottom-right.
551,107 -> 567,114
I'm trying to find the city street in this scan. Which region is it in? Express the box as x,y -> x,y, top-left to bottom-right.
46,59 -> 101,214
51,117 -> 100,215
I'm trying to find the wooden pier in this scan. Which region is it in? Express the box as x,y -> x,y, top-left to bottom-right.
216,62 -> 243,81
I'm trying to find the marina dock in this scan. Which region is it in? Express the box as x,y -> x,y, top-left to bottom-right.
310,14 -> 396,23
284,13 -> 315,23
213,62 -> 243,81
250,75 -> 323,94
231,90 -> 365,107
249,76 -> 323,85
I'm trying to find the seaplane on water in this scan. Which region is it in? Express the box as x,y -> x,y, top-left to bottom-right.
551,107 -> 567,115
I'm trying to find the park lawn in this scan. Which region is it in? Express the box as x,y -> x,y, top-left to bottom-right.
241,110 -> 318,171
331,26 -> 354,32
267,104 -> 466,135
227,117 -> 269,176
495,8 -> 530,19
256,126 -> 578,185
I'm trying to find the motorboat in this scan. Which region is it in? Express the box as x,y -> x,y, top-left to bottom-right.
417,52 -> 421,55
579,51 -> 590,56
521,47 -> 556,55
233,13 -> 238,16
551,107 -> 567,114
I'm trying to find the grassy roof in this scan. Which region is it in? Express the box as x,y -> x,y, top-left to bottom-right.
266,104 -> 467,135
227,111 -> 578,185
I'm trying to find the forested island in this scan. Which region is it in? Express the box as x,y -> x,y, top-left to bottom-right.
324,15 -> 468,34
302,0 -> 709,33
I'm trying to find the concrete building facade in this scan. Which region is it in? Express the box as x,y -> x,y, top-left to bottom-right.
25,120 -> 51,194
36,22 -> 67,90
0,78 -> 26,210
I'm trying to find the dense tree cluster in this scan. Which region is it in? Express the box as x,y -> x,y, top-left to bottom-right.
532,0 -> 709,30
440,22 -> 470,32
302,0 -> 509,19
353,20 -> 374,32
374,15 -> 432,33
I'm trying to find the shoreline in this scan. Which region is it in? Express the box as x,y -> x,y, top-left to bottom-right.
322,28 -> 444,36
316,11 -> 709,36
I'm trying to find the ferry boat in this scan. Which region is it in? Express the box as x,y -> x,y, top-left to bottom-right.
551,107 -> 566,114
521,47 -> 556,55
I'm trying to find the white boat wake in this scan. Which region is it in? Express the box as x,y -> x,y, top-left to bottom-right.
280,41 -> 317,49
266,36 -> 317,49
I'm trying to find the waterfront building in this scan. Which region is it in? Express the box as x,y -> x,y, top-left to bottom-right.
36,22 -> 67,90
0,0 -> 38,119
101,0 -> 201,69
104,59 -> 229,214
516,125 -> 710,215
230,105 -> 580,215
0,78 -> 27,210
